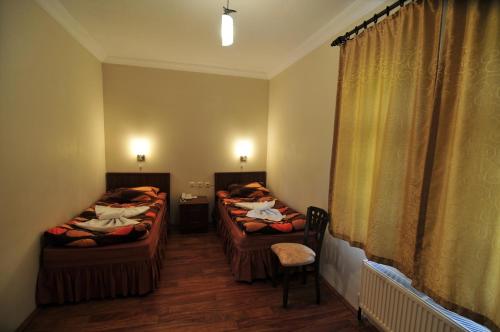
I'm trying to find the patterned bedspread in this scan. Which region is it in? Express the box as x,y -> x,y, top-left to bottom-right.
44,188 -> 166,248
217,183 -> 306,234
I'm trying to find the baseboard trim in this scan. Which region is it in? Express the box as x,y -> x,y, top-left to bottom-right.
320,275 -> 358,314
320,276 -> 379,330
15,307 -> 39,332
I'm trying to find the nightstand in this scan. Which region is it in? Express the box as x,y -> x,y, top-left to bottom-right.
179,196 -> 209,233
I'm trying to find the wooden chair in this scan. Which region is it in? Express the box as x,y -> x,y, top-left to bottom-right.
271,206 -> 330,308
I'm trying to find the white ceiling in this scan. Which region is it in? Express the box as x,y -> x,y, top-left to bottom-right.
37,0 -> 383,79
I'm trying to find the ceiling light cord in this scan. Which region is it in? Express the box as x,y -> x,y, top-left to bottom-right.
223,0 -> 236,15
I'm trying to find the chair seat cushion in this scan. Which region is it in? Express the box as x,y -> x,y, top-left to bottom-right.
271,242 -> 316,267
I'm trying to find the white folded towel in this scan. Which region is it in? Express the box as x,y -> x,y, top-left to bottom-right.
235,200 -> 276,211
247,208 -> 284,221
95,205 -> 149,220
75,205 -> 149,233
235,200 -> 284,221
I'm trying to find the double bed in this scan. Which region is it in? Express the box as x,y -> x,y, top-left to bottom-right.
36,172 -> 170,304
214,171 -> 310,282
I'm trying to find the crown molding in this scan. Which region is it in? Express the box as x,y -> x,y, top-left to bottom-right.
36,0 -> 383,80
268,0 -> 384,79
104,56 -> 268,80
35,0 -> 106,61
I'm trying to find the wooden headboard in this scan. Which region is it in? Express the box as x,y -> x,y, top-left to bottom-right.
214,171 -> 266,194
106,172 -> 171,212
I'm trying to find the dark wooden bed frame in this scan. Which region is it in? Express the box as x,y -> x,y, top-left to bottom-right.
106,172 -> 171,217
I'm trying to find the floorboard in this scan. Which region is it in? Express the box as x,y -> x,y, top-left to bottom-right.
26,229 -> 376,332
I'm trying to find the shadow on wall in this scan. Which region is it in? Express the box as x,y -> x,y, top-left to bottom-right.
320,227 -> 367,308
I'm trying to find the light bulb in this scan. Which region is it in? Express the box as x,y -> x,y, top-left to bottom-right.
221,14 -> 233,46
234,139 -> 252,159
131,138 -> 150,157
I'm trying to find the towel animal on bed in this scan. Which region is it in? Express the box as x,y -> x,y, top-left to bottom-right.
234,200 -> 284,222
74,205 -> 150,232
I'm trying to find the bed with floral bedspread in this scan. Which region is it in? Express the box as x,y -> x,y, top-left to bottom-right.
44,187 -> 165,247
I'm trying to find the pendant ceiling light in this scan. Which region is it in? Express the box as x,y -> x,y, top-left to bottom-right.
221,0 -> 236,47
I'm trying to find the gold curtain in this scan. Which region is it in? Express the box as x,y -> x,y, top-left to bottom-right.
417,0 -> 500,329
329,0 -> 443,276
329,0 -> 499,329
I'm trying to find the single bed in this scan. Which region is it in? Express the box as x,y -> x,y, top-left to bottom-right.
214,171 -> 311,282
36,172 -> 170,305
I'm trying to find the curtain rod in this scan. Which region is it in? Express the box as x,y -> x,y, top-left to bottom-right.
331,0 -> 412,47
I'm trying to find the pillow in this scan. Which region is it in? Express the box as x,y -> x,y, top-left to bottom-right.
102,188 -> 155,203
131,186 -> 160,194
130,193 -> 156,202
228,184 -> 252,197
130,186 -> 159,198
228,182 -> 270,198
247,190 -> 265,199
243,182 -> 270,193
243,182 -> 262,189
216,190 -> 230,199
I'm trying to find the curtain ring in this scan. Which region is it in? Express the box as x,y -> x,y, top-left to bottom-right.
363,21 -> 367,29
400,0 -> 405,7
373,13 -> 378,23
386,6 -> 390,16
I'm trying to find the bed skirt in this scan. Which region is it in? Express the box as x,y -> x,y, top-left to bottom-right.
217,215 -> 272,282
36,209 -> 168,305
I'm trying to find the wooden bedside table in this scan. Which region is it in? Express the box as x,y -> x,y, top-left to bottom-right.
179,196 -> 209,233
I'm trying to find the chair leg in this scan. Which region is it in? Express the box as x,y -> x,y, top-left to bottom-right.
315,265 -> 320,304
283,268 -> 290,308
272,254 -> 278,288
302,266 -> 307,285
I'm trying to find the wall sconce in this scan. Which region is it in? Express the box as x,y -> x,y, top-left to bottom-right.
131,138 -> 150,170
234,139 -> 252,169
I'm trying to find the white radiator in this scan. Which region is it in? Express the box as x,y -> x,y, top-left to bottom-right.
359,260 -> 466,332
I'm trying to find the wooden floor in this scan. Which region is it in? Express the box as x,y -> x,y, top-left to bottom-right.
26,230 -> 376,332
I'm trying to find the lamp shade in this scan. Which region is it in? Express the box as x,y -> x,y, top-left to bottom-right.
221,14 -> 234,46
234,139 -> 252,159
131,138 -> 150,157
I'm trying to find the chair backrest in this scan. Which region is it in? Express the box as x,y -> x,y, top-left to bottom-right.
303,206 -> 330,261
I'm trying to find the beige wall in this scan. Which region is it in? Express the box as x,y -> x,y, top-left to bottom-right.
267,43 -> 366,308
0,1 -> 105,330
102,64 -> 268,220
268,43 -> 336,209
